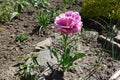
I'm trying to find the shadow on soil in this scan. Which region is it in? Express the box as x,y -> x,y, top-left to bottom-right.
44,70 -> 64,80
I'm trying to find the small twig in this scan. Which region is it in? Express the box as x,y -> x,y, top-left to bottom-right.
83,68 -> 96,80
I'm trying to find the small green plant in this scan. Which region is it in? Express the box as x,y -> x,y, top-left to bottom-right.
12,0 -> 29,13
62,0 -> 67,11
0,1 -> 21,23
18,54 -> 41,80
69,0 -> 74,6
36,10 -> 53,31
29,0 -> 50,8
0,2 -> 11,23
62,0 -> 75,11
16,33 -> 28,42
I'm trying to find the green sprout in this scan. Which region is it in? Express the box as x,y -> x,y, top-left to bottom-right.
16,33 -> 28,42
62,0 -> 75,11
36,9 -> 53,31
12,0 -> 29,13
0,2 -> 11,23
29,0 -> 50,8
18,54 -> 41,80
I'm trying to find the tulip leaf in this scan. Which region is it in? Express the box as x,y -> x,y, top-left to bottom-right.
73,53 -> 85,61
64,45 -> 72,59
50,48 -> 60,62
65,56 -> 73,67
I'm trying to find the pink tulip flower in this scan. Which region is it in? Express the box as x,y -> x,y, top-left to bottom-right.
54,11 -> 83,34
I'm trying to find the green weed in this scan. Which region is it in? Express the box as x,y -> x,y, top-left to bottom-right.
18,54 -> 41,80
12,0 -> 29,13
16,33 -> 28,42
36,9 -> 53,31
0,2 -> 11,23
29,0 -> 50,8
62,0 -> 75,11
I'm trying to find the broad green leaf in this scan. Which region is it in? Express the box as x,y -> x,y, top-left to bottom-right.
18,4 -> 22,13
62,48 -> 72,64
73,53 -> 85,61
64,56 -> 73,68
64,44 -> 72,61
20,3 -> 24,9
12,2 -> 17,10
20,64 -> 24,69
10,12 -> 19,20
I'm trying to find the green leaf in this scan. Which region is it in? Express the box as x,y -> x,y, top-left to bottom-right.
30,75 -> 35,80
18,4 -> 22,13
65,45 -> 72,54
20,64 -> 24,69
62,0 -> 67,4
20,70 -> 24,75
73,53 -> 85,61
63,56 -> 73,68
22,1 -> 29,7
43,0 -> 50,6
12,2 -> 17,10
50,48 -> 60,62
16,33 -> 28,42
10,12 -> 19,20
17,55 -> 25,60
31,54 -> 38,58
61,44 -> 73,70
27,64 -> 31,73
64,44 -> 72,60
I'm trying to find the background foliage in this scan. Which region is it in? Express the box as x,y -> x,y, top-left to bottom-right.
81,0 -> 120,20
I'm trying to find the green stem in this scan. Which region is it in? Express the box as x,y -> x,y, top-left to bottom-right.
61,34 -> 68,71
62,34 -> 68,49
64,4 -> 66,12
63,0 -> 67,12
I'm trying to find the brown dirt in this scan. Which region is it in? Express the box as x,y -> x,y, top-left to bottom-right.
0,5 -> 53,80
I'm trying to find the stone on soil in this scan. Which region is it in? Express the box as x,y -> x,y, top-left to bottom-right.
76,42 -> 89,53
51,33 -> 61,40
82,31 -> 98,41
109,69 -> 120,80
35,38 -> 52,50
117,30 -> 120,35
36,49 -> 57,67
114,35 -> 120,43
